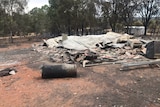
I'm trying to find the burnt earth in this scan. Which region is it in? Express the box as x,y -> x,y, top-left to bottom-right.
0,42 -> 160,107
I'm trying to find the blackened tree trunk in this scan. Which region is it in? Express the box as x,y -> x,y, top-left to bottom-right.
81,23 -> 84,35
144,24 -> 148,36
111,23 -> 116,32
76,27 -> 79,36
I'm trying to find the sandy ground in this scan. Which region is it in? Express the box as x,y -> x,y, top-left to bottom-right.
0,42 -> 160,107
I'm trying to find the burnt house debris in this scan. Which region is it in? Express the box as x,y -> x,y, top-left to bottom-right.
31,32 -> 160,72
0,68 -> 17,77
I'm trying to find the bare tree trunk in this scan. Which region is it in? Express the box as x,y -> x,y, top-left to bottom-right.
76,28 -> 79,36
10,31 -> 13,43
81,23 -> 84,35
112,25 -> 116,32
9,16 -> 13,43
9,1 -> 14,43
144,25 -> 147,36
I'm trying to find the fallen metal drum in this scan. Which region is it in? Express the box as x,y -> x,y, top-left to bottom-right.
41,64 -> 77,79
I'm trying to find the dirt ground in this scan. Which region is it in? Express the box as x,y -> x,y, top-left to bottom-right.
0,42 -> 160,107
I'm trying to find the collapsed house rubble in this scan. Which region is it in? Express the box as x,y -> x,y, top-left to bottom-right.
32,32 -> 160,70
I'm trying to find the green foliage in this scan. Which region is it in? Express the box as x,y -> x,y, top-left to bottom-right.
48,0 -> 101,35
0,0 -> 159,38
29,5 -> 50,33
0,0 -> 27,40
101,0 -> 138,33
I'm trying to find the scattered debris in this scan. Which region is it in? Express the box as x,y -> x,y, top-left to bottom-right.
120,59 -> 160,71
0,68 -> 17,77
128,39 -> 142,48
33,32 -> 160,70
0,61 -> 19,67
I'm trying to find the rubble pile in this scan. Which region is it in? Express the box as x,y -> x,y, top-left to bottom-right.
33,32 -> 151,66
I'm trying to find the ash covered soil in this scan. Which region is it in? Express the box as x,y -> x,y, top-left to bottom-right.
0,42 -> 160,107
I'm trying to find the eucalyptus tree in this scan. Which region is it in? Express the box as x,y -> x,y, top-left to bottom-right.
0,5 -> 7,36
49,0 -> 71,35
137,0 -> 159,35
101,1 -> 111,30
48,0 -> 61,35
119,0 -> 138,33
85,0 -> 101,34
0,0 -> 27,42
48,0 -> 101,35
101,0 -> 122,32
29,5 -> 50,34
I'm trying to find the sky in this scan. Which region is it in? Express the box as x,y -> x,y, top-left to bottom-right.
26,0 -> 49,12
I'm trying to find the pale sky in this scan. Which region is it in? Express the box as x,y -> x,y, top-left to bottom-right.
26,0 -> 49,12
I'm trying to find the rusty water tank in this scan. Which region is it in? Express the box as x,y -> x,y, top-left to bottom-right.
41,64 -> 77,79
